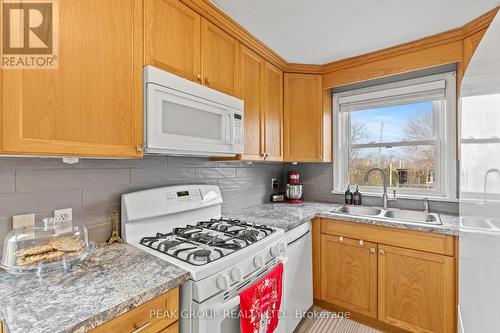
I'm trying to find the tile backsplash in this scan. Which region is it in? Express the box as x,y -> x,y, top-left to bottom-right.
285,163 -> 459,215
0,157 -> 459,247
0,156 -> 284,246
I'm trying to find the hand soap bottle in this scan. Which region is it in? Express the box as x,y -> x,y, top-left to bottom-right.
344,185 -> 353,205
353,185 -> 362,205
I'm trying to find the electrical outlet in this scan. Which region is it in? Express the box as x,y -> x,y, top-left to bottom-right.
54,208 -> 72,222
12,213 -> 35,229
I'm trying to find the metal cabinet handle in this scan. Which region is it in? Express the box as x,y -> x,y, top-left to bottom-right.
136,144 -> 143,153
196,73 -> 202,82
359,240 -> 364,246
379,249 -> 385,255
339,236 -> 343,242
132,321 -> 153,333
369,247 -> 376,254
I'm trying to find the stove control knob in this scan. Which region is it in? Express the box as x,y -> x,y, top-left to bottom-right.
230,267 -> 244,282
270,245 -> 281,257
253,255 -> 265,268
278,243 -> 287,254
216,273 -> 231,291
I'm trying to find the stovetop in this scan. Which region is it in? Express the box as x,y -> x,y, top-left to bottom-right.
139,217 -> 276,266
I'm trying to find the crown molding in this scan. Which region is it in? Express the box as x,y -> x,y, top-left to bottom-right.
181,0 -> 288,70
180,1 -> 498,78
321,6 -> 499,74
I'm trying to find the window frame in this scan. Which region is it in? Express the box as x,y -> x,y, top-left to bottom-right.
332,72 -> 457,199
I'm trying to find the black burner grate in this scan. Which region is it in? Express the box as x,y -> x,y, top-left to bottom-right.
139,218 -> 276,266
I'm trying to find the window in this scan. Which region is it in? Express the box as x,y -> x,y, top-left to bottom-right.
333,72 -> 457,198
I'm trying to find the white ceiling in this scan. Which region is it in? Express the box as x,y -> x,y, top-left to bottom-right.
210,0 -> 500,64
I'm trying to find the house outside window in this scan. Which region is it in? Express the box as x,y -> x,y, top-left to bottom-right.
333,72 -> 457,198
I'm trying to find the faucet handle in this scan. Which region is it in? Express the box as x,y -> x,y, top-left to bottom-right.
392,189 -> 397,199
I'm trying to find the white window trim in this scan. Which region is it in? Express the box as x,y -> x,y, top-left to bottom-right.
332,72 -> 457,199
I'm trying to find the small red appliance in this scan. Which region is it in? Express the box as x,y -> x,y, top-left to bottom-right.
285,171 -> 303,204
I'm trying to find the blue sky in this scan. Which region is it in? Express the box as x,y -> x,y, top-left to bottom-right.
351,101 -> 433,143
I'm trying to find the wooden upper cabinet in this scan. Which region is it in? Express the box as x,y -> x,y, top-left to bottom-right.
240,46 -> 265,159
1,0 -> 143,158
262,62 -> 283,161
321,234 -> 378,318
284,73 -> 326,162
201,19 -> 240,97
378,244 -> 455,333
144,0 -> 201,83
230,47 -> 282,162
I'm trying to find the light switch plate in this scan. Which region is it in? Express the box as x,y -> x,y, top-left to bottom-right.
13,213 -> 35,229
54,208 -> 72,222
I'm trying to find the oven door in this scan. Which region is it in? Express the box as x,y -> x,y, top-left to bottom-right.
190,258 -> 287,333
145,83 -> 234,156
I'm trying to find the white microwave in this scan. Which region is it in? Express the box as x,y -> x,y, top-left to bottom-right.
144,66 -> 244,157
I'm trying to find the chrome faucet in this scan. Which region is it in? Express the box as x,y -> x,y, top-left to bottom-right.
364,168 -> 389,209
484,168 -> 500,203
423,198 -> 429,213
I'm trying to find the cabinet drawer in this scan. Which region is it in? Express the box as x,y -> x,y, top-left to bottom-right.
321,219 -> 455,256
158,321 -> 179,333
90,287 -> 179,333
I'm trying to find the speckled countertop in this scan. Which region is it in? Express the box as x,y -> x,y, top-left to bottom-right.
227,201 -> 459,235
0,243 -> 190,333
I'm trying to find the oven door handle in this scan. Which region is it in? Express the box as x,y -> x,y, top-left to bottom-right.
217,258 -> 287,313
218,294 -> 240,312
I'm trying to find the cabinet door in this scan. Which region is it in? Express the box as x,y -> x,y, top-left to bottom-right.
262,62 -> 283,161
378,244 -> 455,333
320,234 -> 378,318
2,0 -> 143,158
201,19 -> 240,97
144,0 -> 201,83
284,73 -> 323,162
240,46 -> 264,160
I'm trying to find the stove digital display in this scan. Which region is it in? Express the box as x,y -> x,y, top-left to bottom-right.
177,191 -> 190,197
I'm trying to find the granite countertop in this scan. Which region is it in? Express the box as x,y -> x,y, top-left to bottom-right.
0,243 -> 190,333
227,201 -> 459,235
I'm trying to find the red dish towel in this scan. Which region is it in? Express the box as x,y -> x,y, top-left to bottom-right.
240,263 -> 283,333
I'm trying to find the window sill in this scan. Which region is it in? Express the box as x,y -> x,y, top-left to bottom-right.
331,190 -> 459,203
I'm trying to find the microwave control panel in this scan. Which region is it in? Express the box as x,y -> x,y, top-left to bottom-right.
233,113 -> 243,145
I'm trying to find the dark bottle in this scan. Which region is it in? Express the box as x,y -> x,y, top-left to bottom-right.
344,185 -> 353,205
353,185 -> 362,205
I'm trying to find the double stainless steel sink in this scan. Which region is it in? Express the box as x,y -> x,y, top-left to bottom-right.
333,205 -> 442,225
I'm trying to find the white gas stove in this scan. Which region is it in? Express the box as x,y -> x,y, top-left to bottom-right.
121,185 -> 287,333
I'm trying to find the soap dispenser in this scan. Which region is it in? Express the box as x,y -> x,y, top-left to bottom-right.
353,185 -> 362,205
344,185 -> 353,205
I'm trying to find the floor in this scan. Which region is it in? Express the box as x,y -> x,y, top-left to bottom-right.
295,307 -> 382,333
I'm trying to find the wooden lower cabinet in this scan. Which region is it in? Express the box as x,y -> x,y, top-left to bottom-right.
90,287 -> 179,333
317,219 -> 456,333
378,245 -> 455,333
321,235 -> 378,318
158,321 -> 179,333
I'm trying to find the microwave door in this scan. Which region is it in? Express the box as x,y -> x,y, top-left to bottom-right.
146,84 -> 231,154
